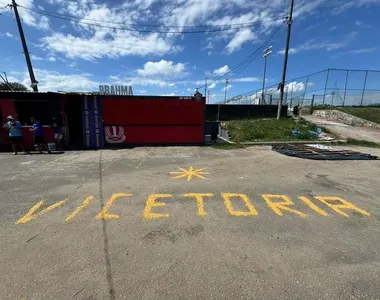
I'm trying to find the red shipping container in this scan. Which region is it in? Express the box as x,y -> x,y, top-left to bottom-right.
102,97 -> 205,126
105,125 -> 204,144
102,96 -> 205,145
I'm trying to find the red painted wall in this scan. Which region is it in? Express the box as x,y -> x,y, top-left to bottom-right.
2,127 -> 55,149
103,97 -> 204,126
104,125 -> 204,145
0,99 -> 16,120
0,99 -> 54,150
102,96 -> 205,145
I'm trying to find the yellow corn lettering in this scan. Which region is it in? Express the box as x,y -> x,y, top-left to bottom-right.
261,194 -> 306,218
16,199 -> 67,224
184,193 -> 213,216
221,193 -> 258,216
96,193 -> 133,220
314,196 -> 370,217
143,194 -> 171,219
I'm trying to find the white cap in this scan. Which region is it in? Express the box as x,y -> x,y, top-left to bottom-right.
7,115 -> 14,120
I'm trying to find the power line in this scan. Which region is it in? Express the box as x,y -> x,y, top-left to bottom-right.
230,26 -> 285,81
19,3 -> 286,29
197,21 -> 286,91
16,4 -> 286,34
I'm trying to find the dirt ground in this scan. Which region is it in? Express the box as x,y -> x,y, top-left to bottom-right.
303,114 -> 380,143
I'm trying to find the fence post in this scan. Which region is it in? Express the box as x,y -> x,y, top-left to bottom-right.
322,69 -> 330,105
342,70 -> 349,106
290,86 -> 293,105
217,104 -> 221,121
311,95 -> 315,107
269,94 -> 272,105
302,75 -> 309,101
360,71 -> 368,106
285,87 -> 288,105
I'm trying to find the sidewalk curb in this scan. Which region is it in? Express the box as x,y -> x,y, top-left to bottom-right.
221,140 -> 345,146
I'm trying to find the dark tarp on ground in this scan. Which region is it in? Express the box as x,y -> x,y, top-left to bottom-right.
272,144 -> 379,160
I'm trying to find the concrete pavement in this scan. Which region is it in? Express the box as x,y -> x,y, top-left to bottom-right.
1,146 -> 380,300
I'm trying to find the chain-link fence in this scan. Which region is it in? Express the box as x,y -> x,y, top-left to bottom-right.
224,68 -> 380,107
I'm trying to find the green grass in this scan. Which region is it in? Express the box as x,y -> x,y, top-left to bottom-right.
312,106 -> 380,125
224,118 -> 320,142
344,139 -> 380,148
336,107 -> 380,124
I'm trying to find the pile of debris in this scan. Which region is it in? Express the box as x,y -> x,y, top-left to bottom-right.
273,144 -> 378,160
291,127 -> 335,141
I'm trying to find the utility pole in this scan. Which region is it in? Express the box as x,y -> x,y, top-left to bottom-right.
207,90 -> 210,104
224,78 -> 230,104
277,0 -> 294,119
204,77 -> 208,98
11,0 -> 38,92
262,46 -> 272,105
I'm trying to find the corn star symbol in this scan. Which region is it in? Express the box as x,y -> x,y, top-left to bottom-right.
169,166 -> 209,181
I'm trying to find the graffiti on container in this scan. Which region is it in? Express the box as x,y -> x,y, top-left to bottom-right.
105,126 -> 126,143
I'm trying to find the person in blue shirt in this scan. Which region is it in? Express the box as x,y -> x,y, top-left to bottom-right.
2,115 -> 27,155
29,117 -> 50,153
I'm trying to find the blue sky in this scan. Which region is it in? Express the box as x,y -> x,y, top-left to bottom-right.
0,0 -> 379,103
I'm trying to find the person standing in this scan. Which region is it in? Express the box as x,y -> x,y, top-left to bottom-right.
52,122 -> 63,150
2,115 -> 27,155
29,117 -> 50,154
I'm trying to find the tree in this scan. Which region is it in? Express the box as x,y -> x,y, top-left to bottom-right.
0,82 -> 29,91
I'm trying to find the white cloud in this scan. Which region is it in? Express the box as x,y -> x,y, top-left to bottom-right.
124,78 -> 176,88
333,0 -> 380,14
265,81 -> 307,95
132,0 -> 158,9
233,77 -> 261,82
354,20 -> 372,28
3,0 -> 376,72
30,54 -> 43,61
226,28 -> 256,53
10,69 -> 98,92
14,0 -> 50,30
285,81 -> 307,93
0,32 -> 17,40
48,56 -> 56,62
160,93 -> 176,96
208,82 -> 216,89
136,60 -> 186,78
222,84 -> 232,92
108,74 -> 177,88
278,32 -> 357,55
204,42 -> 214,50
69,62 -> 76,68
329,26 -> 339,31
348,47 -> 376,54
213,65 -> 230,76
292,0 -> 327,18
42,33 -> 177,60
